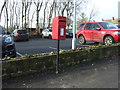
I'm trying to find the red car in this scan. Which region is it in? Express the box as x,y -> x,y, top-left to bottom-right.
76,22 -> 120,45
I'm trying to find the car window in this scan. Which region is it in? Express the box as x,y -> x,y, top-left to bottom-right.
84,23 -> 92,30
91,23 -> 100,30
99,22 -> 118,29
44,29 -> 48,32
49,29 -> 52,32
78,24 -> 84,30
13,30 -> 16,34
46,29 -> 49,32
17,30 -> 27,34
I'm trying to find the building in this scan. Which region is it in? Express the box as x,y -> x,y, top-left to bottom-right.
102,17 -> 120,25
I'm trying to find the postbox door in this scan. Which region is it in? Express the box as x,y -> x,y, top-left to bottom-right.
60,28 -> 64,36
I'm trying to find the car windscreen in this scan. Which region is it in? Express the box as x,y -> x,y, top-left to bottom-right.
99,22 -> 118,29
18,30 -> 27,34
117,25 -> 120,28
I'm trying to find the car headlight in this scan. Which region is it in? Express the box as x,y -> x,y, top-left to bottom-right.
113,31 -> 120,35
4,37 -> 12,43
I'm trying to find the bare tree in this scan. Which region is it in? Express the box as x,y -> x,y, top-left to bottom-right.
34,0 -> 43,35
30,10 -> 35,28
47,1 -> 55,28
9,1 -> 15,30
5,0 -> 9,31
0,0 -> 9,31
26,2 -> 32,28
0,0 -> 97,34
0,1 -> 6,22
22,0 -> 25,29
65,0 -> 86,29
88,7 -> 97,22
15,2 -> 20,29
43,1 -> 48,29
66,1 -> 74,29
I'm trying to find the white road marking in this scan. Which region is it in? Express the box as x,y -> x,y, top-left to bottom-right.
16,52 -> 23,57
49,47 -> 62,50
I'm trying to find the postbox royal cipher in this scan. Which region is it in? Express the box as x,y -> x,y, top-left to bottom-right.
52,16 -> 66,40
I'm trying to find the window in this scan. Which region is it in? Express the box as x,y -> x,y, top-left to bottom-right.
48,29 -> 52,32
78,24 -> 84,30
84,23 -> 100,30
84,23 -> 92,30
91,23 -> 100,30
99,22 -> 118,29
18,30 -> 27,34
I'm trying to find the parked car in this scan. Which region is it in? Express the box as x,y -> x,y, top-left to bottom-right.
66,29 -> 73,38
41,29 -> 52,39
12,29 -> 29,41
0,26 -> 16,58
76,22 -> 120,45
116,24 -> 120,28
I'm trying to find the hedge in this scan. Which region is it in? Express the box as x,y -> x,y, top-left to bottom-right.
2,43 -> 120,79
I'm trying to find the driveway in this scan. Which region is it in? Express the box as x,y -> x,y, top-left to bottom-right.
2,56 -> 118,88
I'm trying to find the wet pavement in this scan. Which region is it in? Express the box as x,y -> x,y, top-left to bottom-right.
2,57 -> 118,88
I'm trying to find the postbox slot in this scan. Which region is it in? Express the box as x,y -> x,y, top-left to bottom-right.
59,20 -> 66,22
59,25 -> 65,27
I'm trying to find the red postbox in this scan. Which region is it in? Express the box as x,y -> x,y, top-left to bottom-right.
52,16 -> 66,40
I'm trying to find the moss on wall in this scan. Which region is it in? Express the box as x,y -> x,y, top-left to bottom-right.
2,44 -> 120,79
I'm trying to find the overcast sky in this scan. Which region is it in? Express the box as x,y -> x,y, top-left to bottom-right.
89,0 -> 119,21
0,0 -> 120,26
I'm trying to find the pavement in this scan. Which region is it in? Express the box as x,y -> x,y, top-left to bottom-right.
2,56 -> 119,88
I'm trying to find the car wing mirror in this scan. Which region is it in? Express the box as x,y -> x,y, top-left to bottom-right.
96,28 -> 101,30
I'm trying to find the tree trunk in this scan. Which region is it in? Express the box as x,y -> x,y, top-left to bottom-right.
43,1 -> 48,29
22,1 -> 24,29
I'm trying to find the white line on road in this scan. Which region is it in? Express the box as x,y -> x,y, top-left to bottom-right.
49,47 -> 62,50
16,52 -> 23,57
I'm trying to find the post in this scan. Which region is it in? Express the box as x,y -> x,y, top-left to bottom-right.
72,0 -> 76,49
56,39 -> 60,74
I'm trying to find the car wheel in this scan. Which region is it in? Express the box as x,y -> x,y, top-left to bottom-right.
94,42 -> 99,45
13,38 -> 17,42
49,35 -> 52,39
104,36 -> 114,45
42,34 -> 44,38
26,39 -> 29,41
12,52 -> 16,58
78,35 -> 86,45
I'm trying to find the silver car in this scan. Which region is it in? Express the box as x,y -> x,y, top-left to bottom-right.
41,29 -> 52,39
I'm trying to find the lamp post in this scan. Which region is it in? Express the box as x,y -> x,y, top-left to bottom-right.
72,0 -> 76,49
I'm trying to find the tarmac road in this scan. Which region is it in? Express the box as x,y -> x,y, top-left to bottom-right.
2,56 -> 119,88
15,38 -> 96,57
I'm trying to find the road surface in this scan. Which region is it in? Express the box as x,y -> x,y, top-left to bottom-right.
15,38 -> 96,56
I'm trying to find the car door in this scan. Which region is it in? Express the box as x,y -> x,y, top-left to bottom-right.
84,23 -> 93,41
46,29 -> 50,37
43,29 -> 47,36
92,23 -> 102,42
